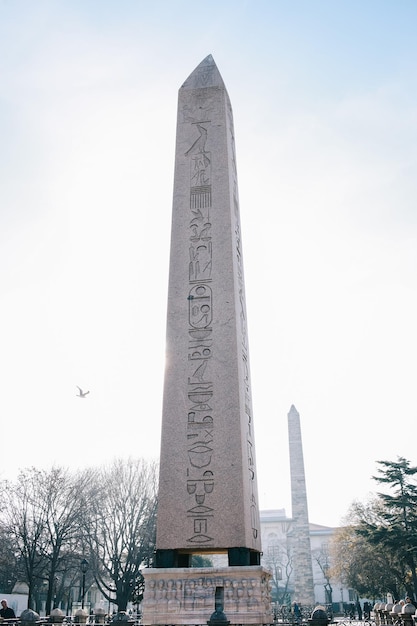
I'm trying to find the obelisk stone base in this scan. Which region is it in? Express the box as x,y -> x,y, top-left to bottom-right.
142,566 -> 272,626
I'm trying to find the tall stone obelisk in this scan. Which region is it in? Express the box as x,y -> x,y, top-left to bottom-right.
288,405 -> 315,605
156,54 -> 261,566
142,55 -> 271,626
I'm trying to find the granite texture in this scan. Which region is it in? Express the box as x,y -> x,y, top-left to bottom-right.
156,55 -> 261,554
142,567 -> 272,626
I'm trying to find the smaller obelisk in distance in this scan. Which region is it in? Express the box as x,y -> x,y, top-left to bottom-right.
288,405 -> 315,605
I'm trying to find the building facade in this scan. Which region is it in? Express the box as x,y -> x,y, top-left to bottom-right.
260,509 -> 355,610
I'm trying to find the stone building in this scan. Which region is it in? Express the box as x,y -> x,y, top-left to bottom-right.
260,509 -> 354,609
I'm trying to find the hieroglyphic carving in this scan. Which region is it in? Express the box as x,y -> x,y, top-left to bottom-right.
189,243 -> 212,281
177,90 -> 258,546
182,97 -> 215,124
184,115 -> 214,546
188,284 -> 212,327
144,575 -> 271,615
186,123 -> 208,156
227,98 -> 259,541
191,186 -> 211,209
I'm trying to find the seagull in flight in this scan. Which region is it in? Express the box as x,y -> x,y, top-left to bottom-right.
76,386 -> 90,398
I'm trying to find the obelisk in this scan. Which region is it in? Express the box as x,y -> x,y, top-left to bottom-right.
142,55 -> 271,626
288,405 -> 315,605
155,54 -> 261,566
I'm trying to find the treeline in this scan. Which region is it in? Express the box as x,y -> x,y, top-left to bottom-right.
331,457 -> 417,602
0,458 -> 158,614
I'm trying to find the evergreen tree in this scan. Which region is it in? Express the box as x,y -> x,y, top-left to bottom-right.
358,457 -> 417,600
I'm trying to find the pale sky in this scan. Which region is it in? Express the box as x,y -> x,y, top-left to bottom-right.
1,0 -> 417,528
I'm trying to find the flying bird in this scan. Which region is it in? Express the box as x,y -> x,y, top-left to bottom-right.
76,386 -> 90,398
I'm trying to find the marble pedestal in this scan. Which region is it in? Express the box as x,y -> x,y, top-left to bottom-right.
142,566 -> 272,626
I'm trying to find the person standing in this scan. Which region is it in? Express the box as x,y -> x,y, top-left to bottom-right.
0,600 -> 16,619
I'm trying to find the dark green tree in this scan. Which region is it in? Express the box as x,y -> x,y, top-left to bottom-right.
370,457 -> 417,599
331,456 -> 417,603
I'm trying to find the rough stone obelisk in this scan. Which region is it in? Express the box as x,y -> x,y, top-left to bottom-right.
142,55 -> 271,626
287,405 -> 315,605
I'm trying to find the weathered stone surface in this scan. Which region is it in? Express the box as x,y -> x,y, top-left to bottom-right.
288,405 -> 315,605
156,55 -> 261,556
142,567 -> 272,626
20,609 -> 40,624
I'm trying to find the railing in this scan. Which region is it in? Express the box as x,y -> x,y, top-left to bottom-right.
334,618 -> 376,626
273,605 -> 317,624
6,611 -> 142,626
272,610 -> 377,626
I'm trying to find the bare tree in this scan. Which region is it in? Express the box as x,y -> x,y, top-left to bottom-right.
0,467 -> 94,613
1,469 -> 50,609
0,521 -> 21,593
331,499 -> 404,600
84,458 -> 158,612
0,460 -> 157,614
312,544 -> 333,607
263,541 -> 293,604
38,467 -> 94,614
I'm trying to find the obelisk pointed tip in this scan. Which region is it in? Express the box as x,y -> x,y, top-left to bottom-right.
201,53 -> 215,64
288,404 -> 300,418
181,54 -> 225,90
